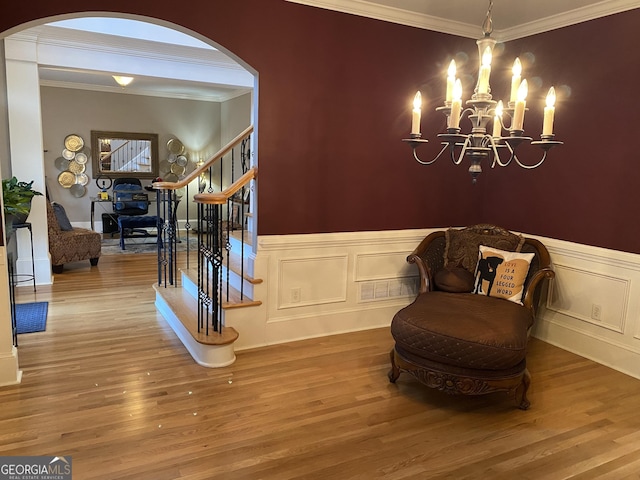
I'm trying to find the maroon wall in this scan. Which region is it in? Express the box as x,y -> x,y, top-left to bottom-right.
480,10 -> 640,254
2,2 -> 640,253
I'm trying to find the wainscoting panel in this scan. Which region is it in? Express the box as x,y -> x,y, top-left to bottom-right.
254,229 -> 433,345
547,263 -> 629,333
355,251 -> 413,281
277,255 -> 348,309
238,229 -> 640,381
531,234 -> 640,379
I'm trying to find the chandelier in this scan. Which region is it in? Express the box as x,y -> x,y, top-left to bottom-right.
403,0 -> 562,183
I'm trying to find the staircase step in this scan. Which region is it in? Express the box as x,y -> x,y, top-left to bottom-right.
153,283 -> 239,346
182,268 -> 262,309
230,229 -> 252,248
227,250 -> 262,284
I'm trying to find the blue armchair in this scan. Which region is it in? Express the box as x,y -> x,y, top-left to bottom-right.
112,178 -> 161,249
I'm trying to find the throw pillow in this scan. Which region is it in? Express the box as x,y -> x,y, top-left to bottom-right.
52,202 -> 73,231
473,245 -> 534,305
444,226 -> 524,273
433,266 -> 475,293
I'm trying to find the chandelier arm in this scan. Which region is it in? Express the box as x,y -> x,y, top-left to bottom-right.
453,137 -> 472,165
486,136 -> 503,168
492,140 -> 515,167
460,107 -> 475,124
450,138 -> 469,165
513,150 -> 549,169
412,143 -> 448,165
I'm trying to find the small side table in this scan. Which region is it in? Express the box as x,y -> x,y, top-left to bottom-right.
12,222 -> 36,292
90,196 -> 114,231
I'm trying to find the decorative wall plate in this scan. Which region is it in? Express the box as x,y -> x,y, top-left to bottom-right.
70,184 -> 86,198
58,171 -> 75,188
184,159 -> 196,176
76,173 -> 89,186
167,138 -> 185,155
64,134 -> 84,152
62,148 -> 76,160
68,160 -> 86,174
170,163 -> 185,175
176,155 -> 188,167
75,152 -> 88,164
54,156 -> 70,171
164,173 -> 179,182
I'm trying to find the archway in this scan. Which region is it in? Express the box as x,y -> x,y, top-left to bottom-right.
2,13 -> 258,286
0,13 -> 258,386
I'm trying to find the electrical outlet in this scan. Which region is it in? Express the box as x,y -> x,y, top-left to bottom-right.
291,287 -> 301,303
591,304 -> 602,321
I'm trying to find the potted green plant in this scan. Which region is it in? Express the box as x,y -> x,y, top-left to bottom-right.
2,176 -> 43,230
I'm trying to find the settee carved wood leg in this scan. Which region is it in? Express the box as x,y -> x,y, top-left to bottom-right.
52,265 -> 63,274
388,349 -> 400,383
90,258 -> 99,266
517,369 -> 531,410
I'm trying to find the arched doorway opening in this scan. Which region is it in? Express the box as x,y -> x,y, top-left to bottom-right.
0,14 -> 259,386
1,13 -> 258,287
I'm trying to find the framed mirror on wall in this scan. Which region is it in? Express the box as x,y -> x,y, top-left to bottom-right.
91,131 -> 159,179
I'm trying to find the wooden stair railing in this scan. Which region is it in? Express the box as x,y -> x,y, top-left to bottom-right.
192,166 -> 257,335
153,125 -> 256,338
153,125 -> 253,192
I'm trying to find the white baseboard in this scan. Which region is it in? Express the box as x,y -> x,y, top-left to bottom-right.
533,317 -> 640,380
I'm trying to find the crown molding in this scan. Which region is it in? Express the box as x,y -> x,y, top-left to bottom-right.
286,0 -> 640,40
498,0 -> 640,41
38,79 -> 248,103
286,0 -> 479,38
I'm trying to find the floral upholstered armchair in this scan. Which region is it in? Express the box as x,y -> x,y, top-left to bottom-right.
46,200 -> 101,273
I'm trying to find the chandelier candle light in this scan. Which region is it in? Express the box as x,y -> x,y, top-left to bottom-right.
403,0 -> 562,183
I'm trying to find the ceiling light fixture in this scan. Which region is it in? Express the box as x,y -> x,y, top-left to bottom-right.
403,0 -> 562,183
112,75 -> 134,87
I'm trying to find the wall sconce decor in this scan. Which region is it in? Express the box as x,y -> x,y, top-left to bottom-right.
55,134 -> 91,197
158,137 -> 195,182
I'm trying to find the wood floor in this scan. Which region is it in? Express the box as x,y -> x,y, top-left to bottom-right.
4,253 -> 640,479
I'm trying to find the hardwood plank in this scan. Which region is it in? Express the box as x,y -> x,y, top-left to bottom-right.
4,253 -> 640,479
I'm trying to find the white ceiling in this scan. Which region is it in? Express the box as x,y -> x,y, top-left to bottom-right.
12,18 -> 254,103
11,1 -> 640,101
287,0 -> 640,39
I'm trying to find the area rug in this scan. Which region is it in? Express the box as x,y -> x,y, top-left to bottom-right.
101,236 -> 198,255
15,302 -> 48,334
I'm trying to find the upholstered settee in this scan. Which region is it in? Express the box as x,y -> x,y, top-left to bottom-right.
46,200 -> 101,273
389,224 -> 554,409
